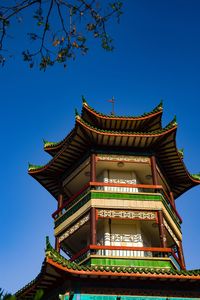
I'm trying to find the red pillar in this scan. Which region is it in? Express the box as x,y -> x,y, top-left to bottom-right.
170,191 -> 176,209
55,192 -> 63,253
157,210 -> 167,248
178,240 -> 186,270
150,155 -> 158,185
55,237 -> 60,253
90,153 -> 96,182
58,193 -> 63,209
90,207 -> 97,245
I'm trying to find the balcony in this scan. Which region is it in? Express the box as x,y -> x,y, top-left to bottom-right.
69,245 -> 182,270
52,182 -> 182,230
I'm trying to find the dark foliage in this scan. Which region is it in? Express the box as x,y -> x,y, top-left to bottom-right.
0,0 -> 123,70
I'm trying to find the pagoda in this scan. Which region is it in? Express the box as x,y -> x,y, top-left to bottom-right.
16,99 -> 200,299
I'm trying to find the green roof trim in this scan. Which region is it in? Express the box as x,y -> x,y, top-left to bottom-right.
43,139 -> 61,148
191,173 -> 200,181
28,163 -> 44,172
178,148 -> 184,158
83,100 -> 163,119
158,100 -> 163,111
172,115 -> 177,126
75,108 -> 79,116
82,95 -> 87,104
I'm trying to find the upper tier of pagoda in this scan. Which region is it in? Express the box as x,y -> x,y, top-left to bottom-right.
28,98 -> 200,201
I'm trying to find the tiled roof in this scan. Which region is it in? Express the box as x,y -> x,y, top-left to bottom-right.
15,237 -> 200,299
45,237 -> 200,278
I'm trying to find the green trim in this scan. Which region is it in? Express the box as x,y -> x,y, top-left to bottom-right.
88,258 -> 173,269
28,163 -> 44,172
43,140 -> 60,148
178,148 -> 184,158
191,173 -> 200,181
82,95 -> 87,104
92,192 -> 161,201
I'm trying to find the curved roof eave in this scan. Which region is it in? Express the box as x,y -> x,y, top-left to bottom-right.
43,127 -> 75,157
15,237 -> 200,299
81,99 -> 163,132
29,116 -> 177,176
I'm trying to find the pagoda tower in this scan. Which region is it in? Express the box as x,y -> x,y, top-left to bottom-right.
16,99 -> 200,299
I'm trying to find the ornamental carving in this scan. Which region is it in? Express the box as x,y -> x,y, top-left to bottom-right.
110,233 -> 143,243
98,209 -> 156,220
163,219 -> 179,245
59,213 -> 90,243
97,154 -> 150,163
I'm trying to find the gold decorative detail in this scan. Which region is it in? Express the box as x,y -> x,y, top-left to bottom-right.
164,219 -> 179,244
59,213 -> 90,242
97,154 -> 150,163
98,209 -> 156,220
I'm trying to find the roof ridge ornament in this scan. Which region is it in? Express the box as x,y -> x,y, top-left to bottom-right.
178,148 -> 184,159
107,96 -> 115,115
43,139 -> 58,148
82,95 -> 88,106
46,236 -> 52,252
157,100 -> 163,111
28,163 -> 43,172
75,109 -> 81,120
171,115 -> 177,127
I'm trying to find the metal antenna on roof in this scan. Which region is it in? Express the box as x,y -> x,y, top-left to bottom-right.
107,96 -> 115,115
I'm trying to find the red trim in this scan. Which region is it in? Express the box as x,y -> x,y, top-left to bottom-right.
90,245 -> 171,252
90,182 -> 161,189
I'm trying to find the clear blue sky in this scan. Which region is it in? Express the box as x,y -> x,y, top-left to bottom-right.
1,0 -> 200,293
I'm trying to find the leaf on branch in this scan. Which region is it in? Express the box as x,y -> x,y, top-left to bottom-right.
22,50 -> 32,62
72,41 -> 79,48
87,23 -> 96,31
53,39 -> 60,46
77,35 -> 86,43
28,33 -> 39,41
40,56 -> 54,71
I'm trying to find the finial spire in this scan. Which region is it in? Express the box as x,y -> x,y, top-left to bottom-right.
108,96 -> 115,115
